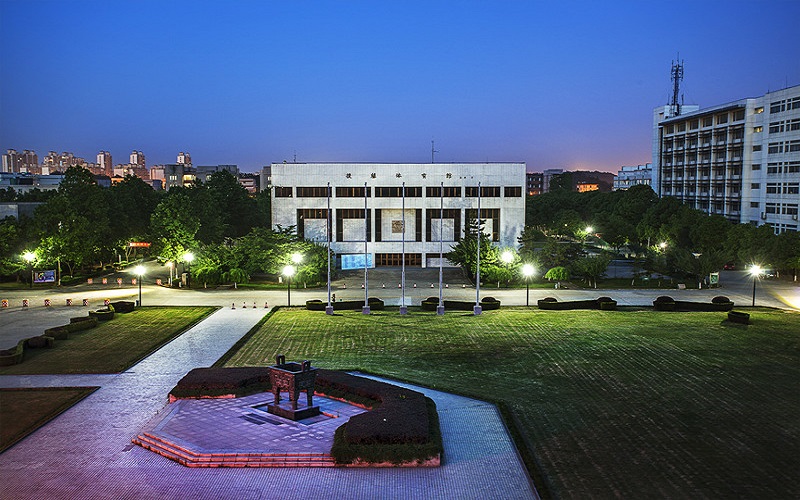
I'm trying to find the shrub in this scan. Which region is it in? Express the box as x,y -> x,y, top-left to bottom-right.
26,335 -> 55,348
653,296 -> 676,311
44,326 -> 70,340
170,367 -> 272,399
306,299 -> 326,311
481,297 -> 501,310
0,340 -> 25,366
712,296 -> 731,304
89,305 -> 115,321
727,311 -> 750,324
110,301 -> 136,313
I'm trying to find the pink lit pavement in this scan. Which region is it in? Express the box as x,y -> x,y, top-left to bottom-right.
0,306 -> 539,499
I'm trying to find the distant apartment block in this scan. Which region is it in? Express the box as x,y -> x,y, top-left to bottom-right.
271,162 -> 526,268
96,151 -> 113,176
613,163 -> 653,190
654,84 -> 800,233
129,150 -> 146,167
150,163 -> 239,191
177,151 -> 192,165
526,172 -> 543,195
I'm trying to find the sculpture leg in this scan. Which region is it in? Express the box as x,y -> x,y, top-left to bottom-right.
306,390 -> 313,407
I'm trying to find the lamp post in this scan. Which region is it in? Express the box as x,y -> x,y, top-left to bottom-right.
522,264 -> 534,307
283,265 -> 296,306
22,251 -> 35,289
749,264 -> 762,307
166,261 -> 174,286
183,252 -> 194,288
134,265 -> 145,306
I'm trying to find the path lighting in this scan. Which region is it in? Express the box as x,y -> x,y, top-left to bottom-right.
184,252 -> 195,288
291,252 -> 303,288
500,250 -> 514,289
283,265 -> 296,306
658,242 -> 667,250
749,264 -> 762,307
22,251 -> 35,289
166,261 -> 174,285
585,226 -> 594,234
522,264 -> 535,307
134,265 -> 145,306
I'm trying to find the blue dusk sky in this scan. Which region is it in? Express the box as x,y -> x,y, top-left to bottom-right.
1,1 -> 799,173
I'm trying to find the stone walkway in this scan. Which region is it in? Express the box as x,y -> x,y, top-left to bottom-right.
0,306 -> 538,499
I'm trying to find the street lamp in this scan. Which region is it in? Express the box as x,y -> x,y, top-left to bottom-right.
22,251 -> 35,289
749,264 -> 762,307
183,252 -> 194,288
166,261 -> 174,286
134,265 -> 145,306
522,264 -> 534,307
291,252 -> 303,288
283,265 -> 296,306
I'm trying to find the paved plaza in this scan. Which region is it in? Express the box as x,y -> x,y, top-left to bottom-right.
0,306 -> 538,499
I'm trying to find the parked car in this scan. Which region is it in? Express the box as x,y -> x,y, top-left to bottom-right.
723,262 -> 736,270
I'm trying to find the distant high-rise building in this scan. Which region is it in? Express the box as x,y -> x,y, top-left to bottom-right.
97,151 -> 113,176
653,83 -> 800,233
613,164 -> 653,190
130,150 -> 146,167
177,151 -> 192,165
21,150 -> 38,172
2,149 -> 21,173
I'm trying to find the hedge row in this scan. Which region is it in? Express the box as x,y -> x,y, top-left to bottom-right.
653,295 -> 734,312
169,366 -> 272,399
420,296 -> 501,311
0,302 -> 130,367
537,297 -> 618,310
306,298 -> 385,311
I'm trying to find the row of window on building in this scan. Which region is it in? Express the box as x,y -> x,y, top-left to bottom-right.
274,185 -> 523,198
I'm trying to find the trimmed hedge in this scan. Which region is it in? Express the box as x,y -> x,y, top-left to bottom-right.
26,335 -> 55,349
537,297 -> 617,310
110,301 -> 136,313
306,298 -> 384,311
653,296 -> 734,312
170,367 -> 272,399
89,305 -> 115,321
727,310 -> 751,324
421,296 -> 501,311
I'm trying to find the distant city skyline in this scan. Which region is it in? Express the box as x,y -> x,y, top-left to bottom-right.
2,0 -> 799,174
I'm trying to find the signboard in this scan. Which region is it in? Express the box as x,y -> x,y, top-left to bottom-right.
128,242 -> 151,248
33,270 -> 56,283
709,272 -> 719,286
341,254 -> 373,270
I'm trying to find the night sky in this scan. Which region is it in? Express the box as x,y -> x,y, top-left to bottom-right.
1,0 -> 799,173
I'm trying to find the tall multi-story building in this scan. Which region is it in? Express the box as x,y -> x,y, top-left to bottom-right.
271,162 -> 526,269
653,84 -> 800,233
97,151 -> 113,176
2,149 -> 21,173
526,172 -> 543,195
130,150 -> 146,167
177,152 -> 192,166
613,163 -> 653,191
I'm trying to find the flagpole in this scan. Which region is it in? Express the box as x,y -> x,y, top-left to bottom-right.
474,181 -> 482,315
437,180 -> 445,315
325,181 -> 333,315
400,181 -> 407,314
363,181 -> 370,314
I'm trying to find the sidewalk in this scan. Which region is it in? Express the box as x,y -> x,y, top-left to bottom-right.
0,306 -> 538,499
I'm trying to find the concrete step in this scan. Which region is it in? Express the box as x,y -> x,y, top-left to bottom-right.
132,433 -> 336,467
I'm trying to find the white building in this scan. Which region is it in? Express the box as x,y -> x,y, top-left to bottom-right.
271,162 -> 526,268
613,163 -> 652,190
653,84 -> 800,233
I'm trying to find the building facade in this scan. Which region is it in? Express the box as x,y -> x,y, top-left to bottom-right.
271,162 -> 526,268
653,84 -> 799,233
613,163 -> 653,190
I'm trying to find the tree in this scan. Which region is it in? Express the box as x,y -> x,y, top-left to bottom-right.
150,191 -> 200,264
446,218 -> 499,283
573,253 -> 612,288
107,175 -> 161,249
204,171 -> 260,239
544,266 -> 570,287
34,167 -> 111,275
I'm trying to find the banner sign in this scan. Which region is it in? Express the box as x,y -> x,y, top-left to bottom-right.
33,270 -> 56,283
341,254 -> 373,270
128,242 -> 151,248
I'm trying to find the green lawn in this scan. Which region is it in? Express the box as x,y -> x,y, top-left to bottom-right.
0,387 -> 98,452
0,306 -> 217,374
223,307 -> 800,499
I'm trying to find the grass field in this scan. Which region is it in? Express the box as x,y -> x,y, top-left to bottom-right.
223,307 -> 800,499
0,387 -> 98,452
0,306 -> 217,374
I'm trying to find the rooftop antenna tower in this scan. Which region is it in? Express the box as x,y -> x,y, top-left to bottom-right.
431,140 -> 438,163
670,55 -> 684,117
